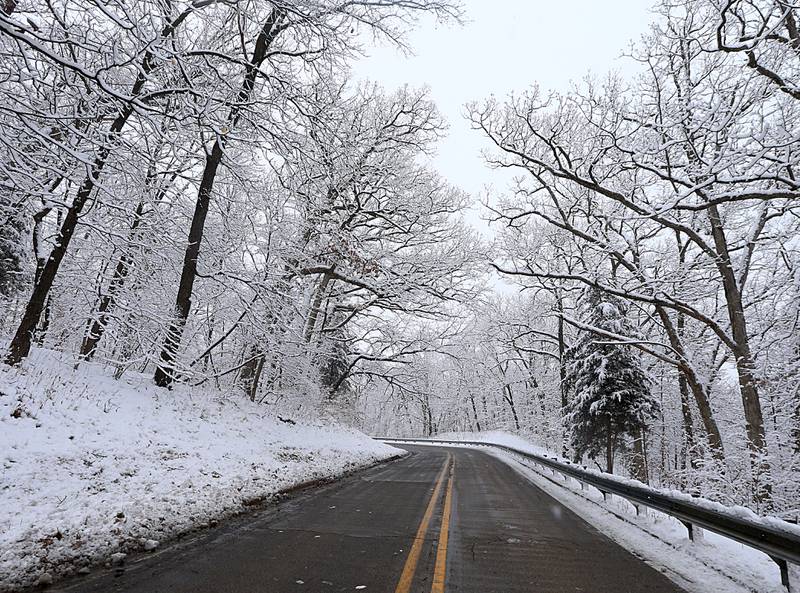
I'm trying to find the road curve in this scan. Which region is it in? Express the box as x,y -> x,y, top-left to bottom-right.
54,445 -> 686,593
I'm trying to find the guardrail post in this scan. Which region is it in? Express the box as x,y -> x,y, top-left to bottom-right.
769,556 -> 797,591
680,520 -> 702,542
789,561 -> 800,592
682,521 -> 693,541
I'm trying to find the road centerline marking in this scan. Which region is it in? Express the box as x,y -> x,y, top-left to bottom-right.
394,453 -> 451,593
431,460 -> 454,593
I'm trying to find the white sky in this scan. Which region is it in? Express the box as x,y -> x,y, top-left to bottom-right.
351,0 -> 657,207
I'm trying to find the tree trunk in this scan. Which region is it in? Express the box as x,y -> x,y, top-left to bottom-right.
657,307 -> 725,460
794,393 -> 800,455
706,204 -> 769,501
422,393 -> 434,436
153,140 -> 223,386
154,9 -> 285,387
557,290 -> 569,457
469,391 -> 482,432
631,428 -> 649,484
238,345 -> 265,401
677,371 -> 695,466
5,149 -> 116,365
503,384 -> 521,431
606,417 -> 614,473
4,9 -> 186,366
80,202 -> 147,360
304,272 -> 333,343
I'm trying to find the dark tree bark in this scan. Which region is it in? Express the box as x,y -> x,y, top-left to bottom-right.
421,392 -> 434,436
502,383 -> 521,431
4,7 -> 198,366
79,202 -> 146,360
794,394 -> 800,455
6,139 -> 120,365
677,370 -> 695,466
238,345 -> 266,401
469,391 -> 482,432
154,8 -> 285,387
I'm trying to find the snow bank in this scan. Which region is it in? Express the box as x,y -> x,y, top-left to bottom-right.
433,430 -> 554,457
0,358 -> 401,591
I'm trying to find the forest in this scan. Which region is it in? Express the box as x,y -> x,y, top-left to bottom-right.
1,0 -> 798,519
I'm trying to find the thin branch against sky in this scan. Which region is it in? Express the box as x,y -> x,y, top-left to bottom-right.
351,0 -> 656,199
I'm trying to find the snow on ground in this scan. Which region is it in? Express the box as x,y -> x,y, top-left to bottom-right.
0,356 -> 401,591
434,430 -> 554,456
401,432 -> 796,593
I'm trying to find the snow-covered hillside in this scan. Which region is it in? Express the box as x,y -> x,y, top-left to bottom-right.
0,357 -> 400,591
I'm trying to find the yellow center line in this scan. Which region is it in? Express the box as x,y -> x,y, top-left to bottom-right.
394,453 -> 451,593
431,460 -> 454,593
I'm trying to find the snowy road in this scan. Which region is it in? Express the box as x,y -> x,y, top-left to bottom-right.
54,445 -> 686,593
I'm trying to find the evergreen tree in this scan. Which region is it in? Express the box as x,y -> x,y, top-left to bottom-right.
0,194 -> 28,298
564,286 -> 658,474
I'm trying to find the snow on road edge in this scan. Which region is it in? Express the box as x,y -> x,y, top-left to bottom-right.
0,362 -> 401,591
390,435 -> 785,593
489,448 -> 782,593
429,431 -> 800,541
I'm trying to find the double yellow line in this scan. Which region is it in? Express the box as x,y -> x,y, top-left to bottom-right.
394,454 -> 455,593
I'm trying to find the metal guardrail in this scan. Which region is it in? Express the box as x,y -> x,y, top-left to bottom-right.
379,437 -> 800,590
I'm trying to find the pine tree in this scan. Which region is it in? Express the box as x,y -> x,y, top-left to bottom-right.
0,193 -> 28,298
564,286 -> 658,474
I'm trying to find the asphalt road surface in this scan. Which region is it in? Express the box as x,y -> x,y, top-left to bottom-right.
55,445 -> 687,593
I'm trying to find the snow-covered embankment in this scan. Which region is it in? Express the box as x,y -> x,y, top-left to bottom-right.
0,359 -> 400,591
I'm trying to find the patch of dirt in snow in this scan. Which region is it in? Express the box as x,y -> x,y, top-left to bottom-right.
0,359 -> 401,591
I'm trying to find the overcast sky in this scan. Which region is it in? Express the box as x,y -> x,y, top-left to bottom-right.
351,0 -> 657,212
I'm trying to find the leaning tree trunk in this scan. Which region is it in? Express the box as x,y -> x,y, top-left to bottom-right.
6,143 -> 119,365
469,391 -> 482,432
657,307 -> 725,461
5,8 -> 194,366
503,383 -> 521,431
80,202 -> 147,360
154,9 -> 285,387
706,203 -> 769,502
